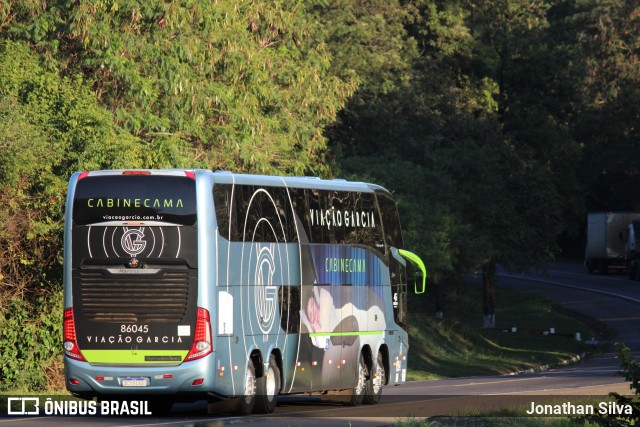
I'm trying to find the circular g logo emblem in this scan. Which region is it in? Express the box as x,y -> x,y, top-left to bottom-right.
121,228 -> 147,256
254,245 -> 277,334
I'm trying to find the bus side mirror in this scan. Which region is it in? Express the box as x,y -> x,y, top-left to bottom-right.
414,271 -> 425,294
397,249 -> 426,294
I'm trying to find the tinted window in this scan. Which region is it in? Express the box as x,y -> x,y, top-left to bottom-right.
279,286 -> 301,333
73,175 -> 197,226
297,188 -> 384,252
376,191 -> 408,329
214,184 -> 386,257
214,184 -> 298,243
377,193 -> 404,250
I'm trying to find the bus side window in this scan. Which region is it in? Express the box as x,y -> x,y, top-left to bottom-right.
279,286 -> 301,333
375,193 -> 403,254
213,184 -> 233,240
376,193 -> 408,329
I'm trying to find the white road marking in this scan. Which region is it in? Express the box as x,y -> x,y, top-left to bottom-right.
498,273 -> 640,304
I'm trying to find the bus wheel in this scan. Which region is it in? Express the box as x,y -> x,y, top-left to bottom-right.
255,354 -> 280,413
364,352 -> 385,405
345,353 -> 367,406
235,359 -> 257,415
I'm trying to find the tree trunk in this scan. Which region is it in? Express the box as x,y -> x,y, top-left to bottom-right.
434,281 -> 443,319
482,257 -> 497,329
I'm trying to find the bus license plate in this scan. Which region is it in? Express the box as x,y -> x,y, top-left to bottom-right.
122,377 -> 148,387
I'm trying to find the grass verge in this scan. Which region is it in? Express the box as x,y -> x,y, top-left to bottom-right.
407,280 -> 614,380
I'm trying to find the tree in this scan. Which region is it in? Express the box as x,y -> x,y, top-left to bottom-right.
313,0 -> 480,284
0,1 -> 355,389
455,0 -> 582,327
321,0 -> 583,328
1,0 -> 354,175
0,39 -> 151,389
571,0 -> 640,212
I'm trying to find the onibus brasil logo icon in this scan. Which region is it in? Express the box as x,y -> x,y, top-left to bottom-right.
6,396 -> 152,416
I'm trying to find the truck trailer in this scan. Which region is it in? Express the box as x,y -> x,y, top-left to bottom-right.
585,212 -> 640,274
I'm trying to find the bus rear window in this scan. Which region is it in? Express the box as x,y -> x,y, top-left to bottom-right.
73,175 -> 197,226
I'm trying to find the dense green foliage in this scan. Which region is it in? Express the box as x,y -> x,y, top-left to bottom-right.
0,292 -> 63,391
0,0 -> 638,389
13,0 -> 353,174
312,0 -> 635,327
0,0 -> 354,389
0,39 -> 149,389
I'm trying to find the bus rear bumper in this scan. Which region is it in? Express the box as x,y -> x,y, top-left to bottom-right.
64,355 -> 215,397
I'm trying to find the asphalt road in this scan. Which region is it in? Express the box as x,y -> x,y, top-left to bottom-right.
498,261 -> 640,350
3,261 -> 639,426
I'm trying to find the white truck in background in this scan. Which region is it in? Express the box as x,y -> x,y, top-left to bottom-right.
585,212 -> 640,274
625,219 -> 640,280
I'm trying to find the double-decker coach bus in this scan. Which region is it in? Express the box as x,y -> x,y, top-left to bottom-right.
63,169 -> 426,414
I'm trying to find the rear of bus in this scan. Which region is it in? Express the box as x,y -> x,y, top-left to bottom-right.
63,170 -> 212,399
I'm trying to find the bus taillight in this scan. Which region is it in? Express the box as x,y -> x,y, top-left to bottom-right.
185,307 -> 212,361
122,170 -> 151,175
63,308 -> 86,362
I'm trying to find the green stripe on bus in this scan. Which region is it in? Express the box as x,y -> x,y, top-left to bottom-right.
309,331 -> 384,337
82,350 -> 188,364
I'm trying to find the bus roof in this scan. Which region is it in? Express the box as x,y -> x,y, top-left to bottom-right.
75,169 -> 393,197
210,171 -> 390,195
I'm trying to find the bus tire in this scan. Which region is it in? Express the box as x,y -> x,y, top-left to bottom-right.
255,354 -> 280,413
363,352 -> 385,405
344,352 -> 367,406
235,359 -> 257,415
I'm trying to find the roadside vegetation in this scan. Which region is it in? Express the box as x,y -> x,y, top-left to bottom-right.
1,0 -> 639,395
407,282 -> 612,380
